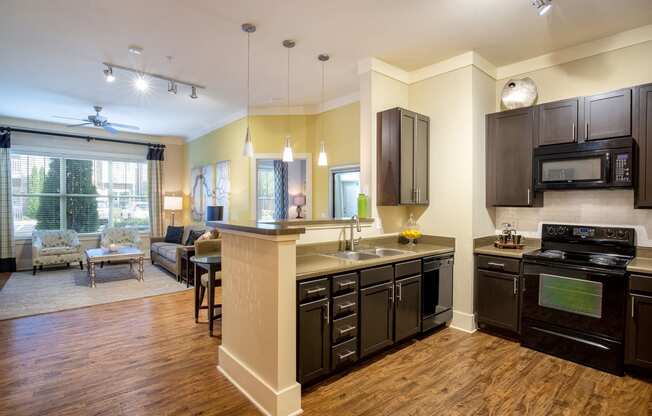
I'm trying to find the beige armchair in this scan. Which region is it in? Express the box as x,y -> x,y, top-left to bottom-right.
32,230 -> 84,275
100,227 -> 142,250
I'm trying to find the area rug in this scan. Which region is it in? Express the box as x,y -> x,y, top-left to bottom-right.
0,264 -> 191,320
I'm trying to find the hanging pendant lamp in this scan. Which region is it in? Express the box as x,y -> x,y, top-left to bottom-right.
317,53 -> 329,166
242,23 -> 256,157
282,39 -> 295,163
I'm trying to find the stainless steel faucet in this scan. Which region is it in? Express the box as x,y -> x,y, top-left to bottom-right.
347,215 -> 362,251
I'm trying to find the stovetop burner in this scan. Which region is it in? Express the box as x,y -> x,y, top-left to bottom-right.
525,249 -> 633,269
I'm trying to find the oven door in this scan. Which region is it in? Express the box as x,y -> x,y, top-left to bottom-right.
534,150 -> 611,190
522,261 -> 626,340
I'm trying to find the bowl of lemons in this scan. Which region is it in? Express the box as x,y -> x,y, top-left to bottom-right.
400,214 -> 422,247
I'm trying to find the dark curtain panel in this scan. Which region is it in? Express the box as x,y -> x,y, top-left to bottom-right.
146,145 -> 165,161
0,129 -> 16,272
273,160 -> 288,220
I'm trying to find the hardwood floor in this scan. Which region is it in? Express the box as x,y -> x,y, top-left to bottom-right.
1,289 -> 651,416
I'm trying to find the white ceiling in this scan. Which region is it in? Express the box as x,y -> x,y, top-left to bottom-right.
1,0 -> 651,139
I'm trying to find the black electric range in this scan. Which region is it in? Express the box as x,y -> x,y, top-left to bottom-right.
521,224 -> 635,375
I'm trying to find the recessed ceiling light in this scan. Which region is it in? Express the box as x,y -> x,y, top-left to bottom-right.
134,74 -> 149,92
128,45 -> 144,55
533,0 -> 552,16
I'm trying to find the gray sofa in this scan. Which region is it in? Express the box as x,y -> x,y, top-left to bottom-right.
150,226 -> 208,279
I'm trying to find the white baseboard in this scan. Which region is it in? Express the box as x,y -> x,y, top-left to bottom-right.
450,310 -> 477,333
218,346 -> 302,416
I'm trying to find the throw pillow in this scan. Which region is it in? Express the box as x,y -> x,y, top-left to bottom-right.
164,226 -> 184,244
185,230 -> 205,246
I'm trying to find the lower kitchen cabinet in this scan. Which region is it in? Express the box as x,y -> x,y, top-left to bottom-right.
297,298 -> 330,384
626,275 -> 652,370
360,281 -> 395,358
476,255 -> 521,336
394,275 -> 421,342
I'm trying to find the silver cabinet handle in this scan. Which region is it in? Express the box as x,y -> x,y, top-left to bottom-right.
632,295 -> 635,318
487,262 -> 505,269
396,283 -> 403,301
527,188 -> 531,205
572,123 -> 576,140
513,277 -> 518,295
338,350 -> 356,360
338,325 -> 356,335
389,285 -> 394,303
307,287 -> 325,295
338,280 -> 356,288
337,302 -> 355,310
324,302 -> 330,324
585,122 -> 589,139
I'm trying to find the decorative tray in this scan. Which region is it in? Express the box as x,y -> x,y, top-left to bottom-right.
493,241 -> 525,250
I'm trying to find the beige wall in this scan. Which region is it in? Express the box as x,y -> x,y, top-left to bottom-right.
494,41 -> 652,242
184,103 -> 360,224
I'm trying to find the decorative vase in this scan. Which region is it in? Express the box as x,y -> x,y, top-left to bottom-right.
501,77 -> 538,109
400,214 -> 422,248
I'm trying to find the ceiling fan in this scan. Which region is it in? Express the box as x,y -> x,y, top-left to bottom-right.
53,106 -> 140,134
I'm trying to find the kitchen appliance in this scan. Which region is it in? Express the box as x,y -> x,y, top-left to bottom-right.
521,224 -> 635,375
533,137 -> 633,190
422,254 -> 454,332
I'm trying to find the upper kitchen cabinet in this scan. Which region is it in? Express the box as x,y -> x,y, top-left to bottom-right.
635,83 -> 652,208
486,107 -> 541,207
537,98 -> 581,146
377,108 -> 429,206
583,88 -> 632,141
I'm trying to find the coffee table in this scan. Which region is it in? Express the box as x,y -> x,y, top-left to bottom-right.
85,247 -> 145,288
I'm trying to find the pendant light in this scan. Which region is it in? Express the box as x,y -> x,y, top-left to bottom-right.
317,54 -> 330,166
242,23 -> 256,157
282,39 -> 295,163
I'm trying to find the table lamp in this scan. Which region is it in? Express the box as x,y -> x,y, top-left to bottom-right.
163,196 -> 183,226
293,194 -> 306,219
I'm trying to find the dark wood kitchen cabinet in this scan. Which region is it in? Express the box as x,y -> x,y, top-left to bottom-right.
584,88 -> 632,141
297,298 -> 330,384
377,107 -> 429,206
360,281 -> 395,358
486,107 -> 541,207
394,275 -> 421,342
626,274 -> 652,370
537,98 -> 580,146
476,255 -> 521,337
635,84 -> 652,208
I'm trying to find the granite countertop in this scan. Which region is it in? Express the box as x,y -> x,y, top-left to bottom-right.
210,220 -> 306,236
296,241 -> 454,281
627,257 -> 652,274
474,242 -> 540,259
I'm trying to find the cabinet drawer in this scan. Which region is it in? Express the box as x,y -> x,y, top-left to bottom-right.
395,259 -> 421,278
631,274 -> 652,294
332,272 -> 358,296
331,337 -> 358,371
332,314 -> 358,345
332,292 -> 358,319
360,265 -> 394,287
298,278 -> 329,304
477,255 -> 520,274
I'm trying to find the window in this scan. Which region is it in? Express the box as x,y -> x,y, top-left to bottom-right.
331,166 -> 360,218
11,153 -> 149,237
256,160 -> 276,221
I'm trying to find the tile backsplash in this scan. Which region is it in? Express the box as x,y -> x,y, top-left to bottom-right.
495,190 -> 652,246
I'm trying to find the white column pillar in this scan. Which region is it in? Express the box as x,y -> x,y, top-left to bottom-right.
216,227 -> 303,416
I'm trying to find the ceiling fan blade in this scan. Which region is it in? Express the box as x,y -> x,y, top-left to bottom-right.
66,122 -> 93,127
103,124 -> 119,134
106,123 -> 140,131
54,116 -> 89,122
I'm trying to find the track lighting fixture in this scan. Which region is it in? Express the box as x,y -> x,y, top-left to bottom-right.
167,80 -> 177,95
532,0 -> 552,15
104,66 -> 115,82
242,23 -> 256,157
134,74 -> 149,92
190,86 -> 198,99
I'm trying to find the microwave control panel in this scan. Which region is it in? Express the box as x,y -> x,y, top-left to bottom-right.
614,152 -> 632,184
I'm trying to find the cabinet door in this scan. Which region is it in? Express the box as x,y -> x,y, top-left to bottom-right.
476,269 -> 519,333
377,109 -> 401,206
395,275 -> 421,342
400,110 -> 416,204
636,84 -> 652,208
297,298 -> 330,384
486,108 -> 537,207
414,115 -> 429,204
626,293 -> 652,370
360,281 -> 394,358
538,98 -> 579,145
584,88 -> 632,140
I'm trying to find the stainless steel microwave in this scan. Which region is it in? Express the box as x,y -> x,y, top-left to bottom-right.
533,138 -> 633,190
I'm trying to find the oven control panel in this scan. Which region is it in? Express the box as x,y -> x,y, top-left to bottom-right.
614,152 -> 632,184
542,224 -> 635,245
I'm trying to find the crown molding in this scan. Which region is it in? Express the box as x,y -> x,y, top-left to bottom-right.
358,57 -> 410,84
496,24 -> 652,79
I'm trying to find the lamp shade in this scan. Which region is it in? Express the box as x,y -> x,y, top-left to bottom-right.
163,196 -> 183,211
206,205 -> 224,222
292,194 -> 306,207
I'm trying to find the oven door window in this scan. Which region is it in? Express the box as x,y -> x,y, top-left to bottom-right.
540,157 -> 604,182
538,274 -> 603,318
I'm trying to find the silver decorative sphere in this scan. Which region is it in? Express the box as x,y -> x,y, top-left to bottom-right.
501,77 -> 538,109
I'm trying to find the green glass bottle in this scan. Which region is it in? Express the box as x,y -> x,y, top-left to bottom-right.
357,193 -> 368,218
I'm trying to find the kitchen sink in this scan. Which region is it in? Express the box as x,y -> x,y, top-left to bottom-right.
326,251 -> 380,261
360,248 -> 412,257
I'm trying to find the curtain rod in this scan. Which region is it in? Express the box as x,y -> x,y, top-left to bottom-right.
0,126 -> 166,148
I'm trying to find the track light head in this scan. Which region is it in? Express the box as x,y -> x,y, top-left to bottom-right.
190,85 -> 198,99
104,66 -> 115,82
168,81 -> 178,95
532,0 -> 552,15
134,74 -> 149,92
